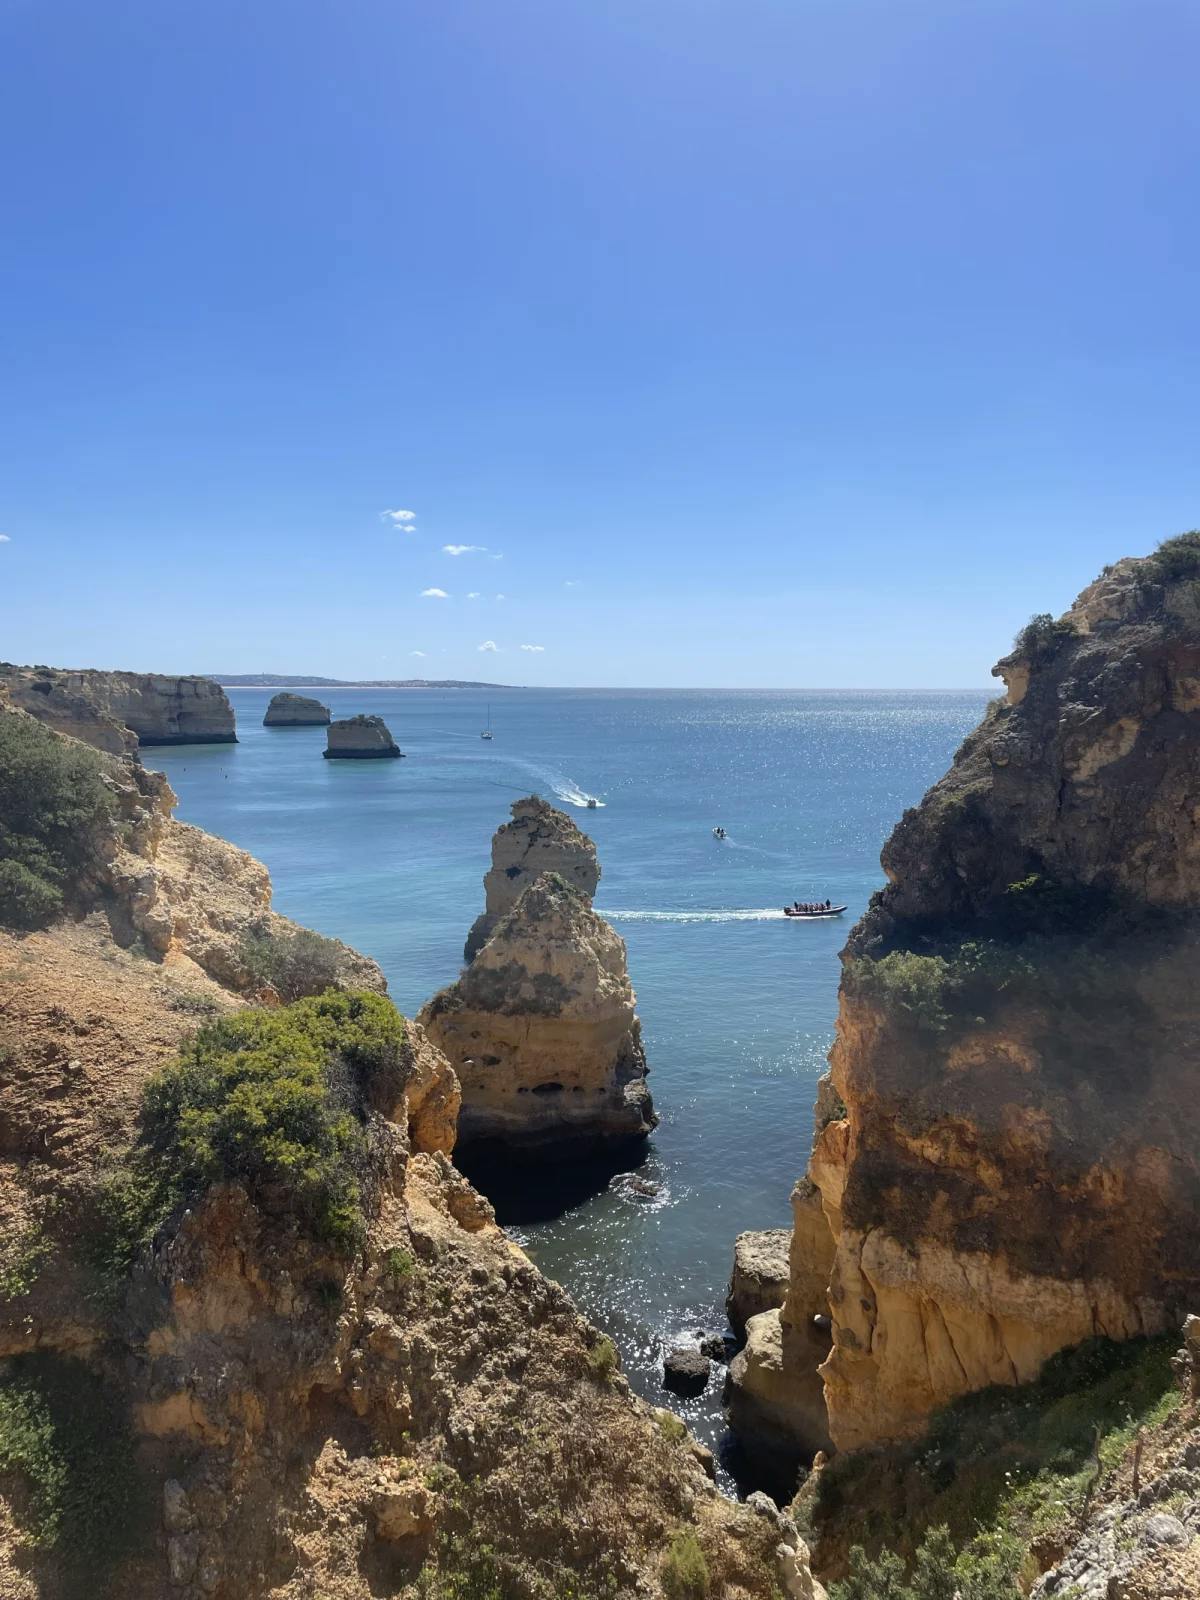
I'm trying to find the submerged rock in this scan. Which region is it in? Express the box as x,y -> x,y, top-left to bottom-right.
324,713 -> 403,759
420,870 -> 655,1156
663,1346 -> 710,1396
264,691 -> 331,726
465,795 -> 599,961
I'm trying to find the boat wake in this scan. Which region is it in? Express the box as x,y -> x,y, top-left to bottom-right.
553,781 -> 606,809
601,908 -> 788,924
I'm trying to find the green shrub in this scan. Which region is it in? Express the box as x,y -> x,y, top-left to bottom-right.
1145,529 -> 1200,583
97,989 -> 407,1268
383,1245 -> 414,1279
0,713 -> 114,929
847,950 -> 953,1034
1011,612 -> 1077,663
0,1352 -> 147,1594
585,1335 -> 619,1383
0,1214 -> 53,1301
661,1528 -> 710,1600
238,925 -> 346,1000
656,1409 -> 688,1444
830,1525 -> 1019,1600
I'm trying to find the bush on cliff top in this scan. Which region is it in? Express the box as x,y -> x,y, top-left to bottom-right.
101,989 -> 406,1266
1010,611 -> 1078,663
238,924 -> 347,1000
0,713 -> 114,929
1145,529 -> 1200,583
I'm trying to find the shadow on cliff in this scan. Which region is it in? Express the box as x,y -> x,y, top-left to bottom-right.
455,1140 -> 655,1225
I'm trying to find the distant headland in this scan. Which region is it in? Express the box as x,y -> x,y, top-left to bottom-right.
210,673 -> 516,689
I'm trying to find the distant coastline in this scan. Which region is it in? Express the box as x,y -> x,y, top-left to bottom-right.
210,674 -> 518,690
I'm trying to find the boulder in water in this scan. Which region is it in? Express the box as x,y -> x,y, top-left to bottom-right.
264,691 -> 331,726
323,714 -> 403,759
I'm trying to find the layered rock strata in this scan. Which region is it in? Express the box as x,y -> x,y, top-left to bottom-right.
464,794 -> 600,960
420,868 -> 655,1154
0,664 -> 236,749
738,541 -> 1200,1462
323,713 -> 403,758
263,691 -> 331,726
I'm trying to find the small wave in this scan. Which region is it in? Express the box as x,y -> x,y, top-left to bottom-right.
601,908 -> 788,923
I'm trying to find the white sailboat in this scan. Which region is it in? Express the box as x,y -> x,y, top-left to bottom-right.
480,704 -> 494,740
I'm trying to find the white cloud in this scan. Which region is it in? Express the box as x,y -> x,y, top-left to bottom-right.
564,579 -> 581,588
421,587 -> 449,599
489,552 -> 504,561
0,535 -> 9,544
467,591 -> 481,599
381,508 -> 417,528
443,543 -> 486,556
495,593 -> 506,601
520,643 -> 545,653
410,650 -> 427,657
477,640 -> 499,652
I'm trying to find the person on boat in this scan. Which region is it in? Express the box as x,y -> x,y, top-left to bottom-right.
825,899 -> 831,909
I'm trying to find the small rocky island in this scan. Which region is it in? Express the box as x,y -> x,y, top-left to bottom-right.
420,797 -> 655,1156
263,691 -> 330,726
323,713 -> 403,759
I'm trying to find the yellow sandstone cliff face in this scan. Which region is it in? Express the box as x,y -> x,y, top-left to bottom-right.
742,544 -> 1200,1458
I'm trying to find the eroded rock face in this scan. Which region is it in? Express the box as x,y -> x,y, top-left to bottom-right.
420,872 -> 655,1154
323,714 -> 402,758
0,665 -> 236,749
728,1229 -> 792,1337
263,691 -> 330,726
464,795 -> 600,961
747,543 -> 1200,1460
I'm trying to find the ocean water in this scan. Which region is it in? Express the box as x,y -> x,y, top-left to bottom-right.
149,686 -> 988,1476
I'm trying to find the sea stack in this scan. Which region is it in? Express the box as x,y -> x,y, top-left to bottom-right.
728,537 -> 1200,1471
0,665 -> 236,749
264,691 -> 331,727
420,799 -> 654,1156
464,794 -> 600,960
323,713 -> 403,759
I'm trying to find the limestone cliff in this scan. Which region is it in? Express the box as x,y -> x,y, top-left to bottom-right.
264,690 -> 331,726
0,664 -> 237,748
464,794 -> 600,961
420,871 -> 656,1154
0,705 -> 798,1600
742,537 -> 1200,1462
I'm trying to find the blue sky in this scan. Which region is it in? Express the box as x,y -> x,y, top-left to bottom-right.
2,0 -> 1198,687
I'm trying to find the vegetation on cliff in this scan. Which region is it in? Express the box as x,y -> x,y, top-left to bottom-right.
0,712 -> 114,928
101,989 -> 407,1264
238,922 -> 349,999
803,1334 -> 1181,1596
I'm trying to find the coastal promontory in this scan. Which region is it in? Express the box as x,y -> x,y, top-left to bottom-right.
323,712 -> 403,758
421,800 -> 655,1155
731,535 -> 1200,1471
263,690 -> 331,726
0,663 -> 236,749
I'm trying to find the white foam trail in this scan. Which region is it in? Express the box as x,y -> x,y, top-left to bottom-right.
553,782 -> 606,809
601,908 -> 789,923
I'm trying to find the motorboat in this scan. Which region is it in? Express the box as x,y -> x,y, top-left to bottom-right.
783,903 -> 847,919
712,826 -> 727,839
586,797 -> 598,809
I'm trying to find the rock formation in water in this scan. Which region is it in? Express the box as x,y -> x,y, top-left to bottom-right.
0,699 -> 801,1600
420,862 -> 655,1154
323,712 -> 403,758
728,1228 -> 793,1337
464,794 -> 600,960
733,537 -> 1200,1463
263,690 -> 331,726
0,663 -> 236,749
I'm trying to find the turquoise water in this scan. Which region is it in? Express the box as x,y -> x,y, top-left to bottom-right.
149,686 -> 988,1472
